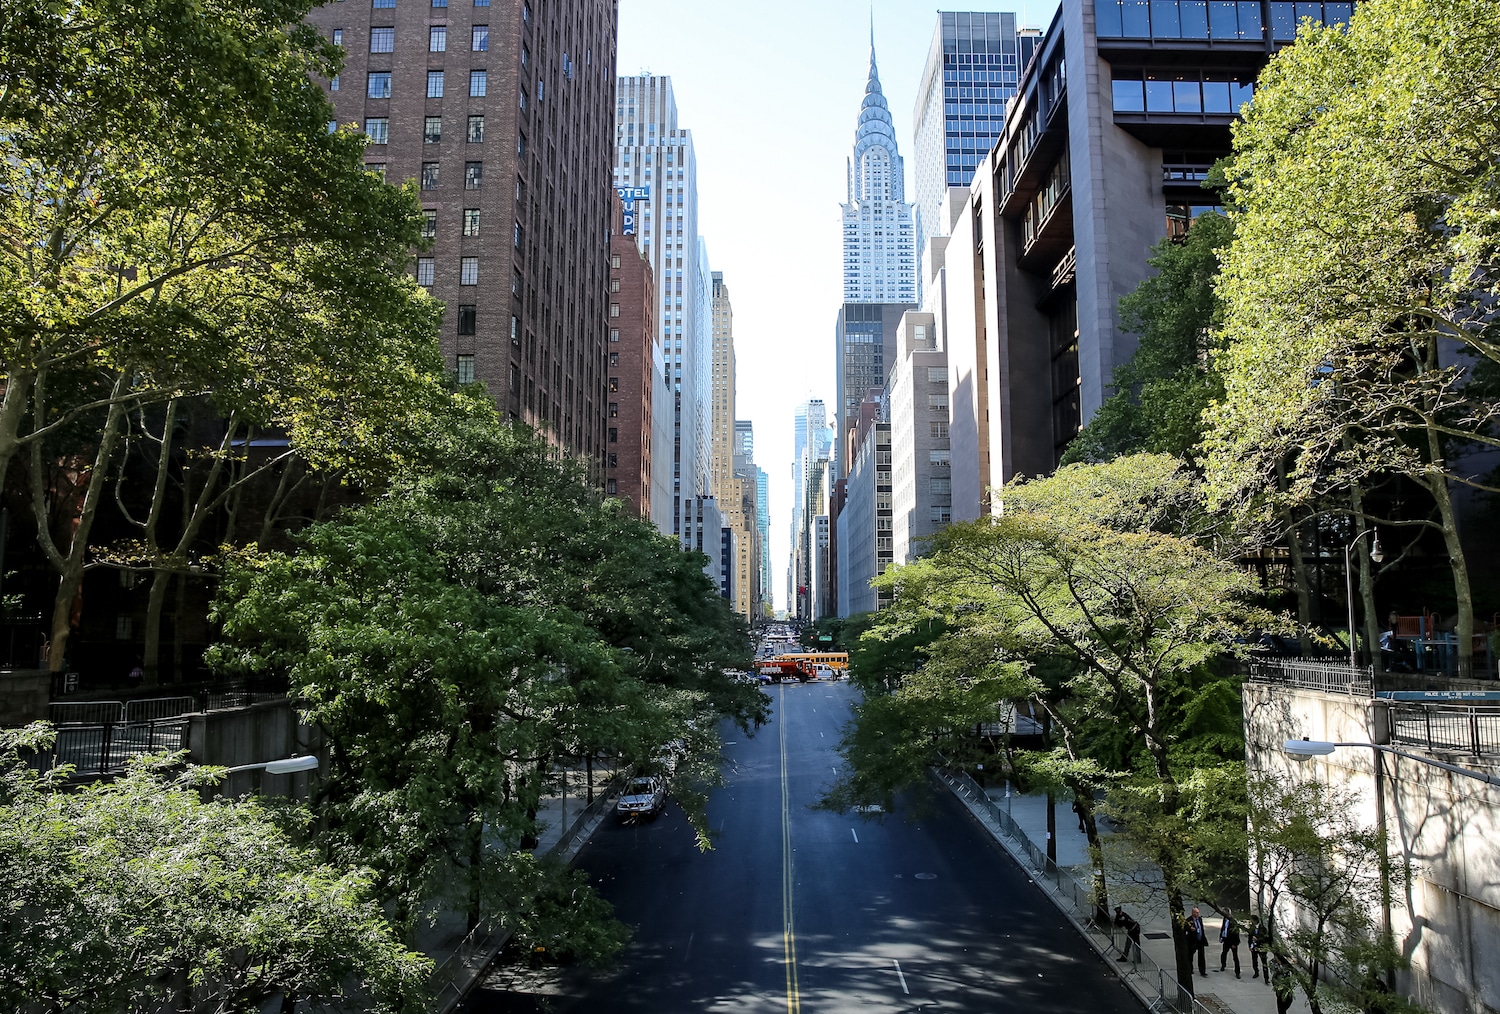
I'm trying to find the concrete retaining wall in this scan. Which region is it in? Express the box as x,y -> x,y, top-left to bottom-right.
1245,683 -> 1500,1014
188,698 -> 321,799
0,668 -> 50,725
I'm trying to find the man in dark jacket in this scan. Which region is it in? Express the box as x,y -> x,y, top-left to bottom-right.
1186,907 -> 1209,976
1113,906 -> 1141,963
1219,915 -> 1242,977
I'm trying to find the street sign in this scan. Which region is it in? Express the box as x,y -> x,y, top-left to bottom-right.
819,636 -> 832,642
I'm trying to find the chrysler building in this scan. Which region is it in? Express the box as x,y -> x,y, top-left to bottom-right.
841,37 -> 917,303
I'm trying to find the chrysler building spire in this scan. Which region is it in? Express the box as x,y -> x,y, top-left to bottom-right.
840,31 -> 915,302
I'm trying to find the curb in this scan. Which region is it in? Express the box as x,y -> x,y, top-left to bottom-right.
430,782 -> 621,1014
931,767 -> 1162,1013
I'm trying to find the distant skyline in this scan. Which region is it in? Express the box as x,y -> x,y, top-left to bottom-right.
617,0 -> 1060,611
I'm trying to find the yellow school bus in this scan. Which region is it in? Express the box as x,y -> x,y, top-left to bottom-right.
771,652 -> 849,671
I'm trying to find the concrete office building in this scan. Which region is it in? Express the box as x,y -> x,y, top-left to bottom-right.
888,312 -> 951,564
789,399 -> 833,618
706,272 -> 758,618
605,193 -> 655,514
756,465 -> 771,615
308,0 -> 619,466
911,12 -> 1040,303
940,0 -> 1353,506
842,37 -> 916,305
614,74 -> 709,543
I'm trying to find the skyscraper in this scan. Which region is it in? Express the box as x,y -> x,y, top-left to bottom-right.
309,1 -> 619,465
911,12 -> 1038,301
614,75 -> 708,543
841,35 -> 916,304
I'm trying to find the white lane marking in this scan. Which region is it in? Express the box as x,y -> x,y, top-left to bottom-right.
684,931 -> 694,963
893,959 -> 909,995
819,732 -> 824,738
851,828 -> 859,843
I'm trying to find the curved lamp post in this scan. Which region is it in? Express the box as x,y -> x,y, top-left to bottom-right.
1344,530 -> 1384,668
224,755 -> 320,776
1283,739 -> 1497,787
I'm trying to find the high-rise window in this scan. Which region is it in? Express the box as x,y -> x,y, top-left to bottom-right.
369,26 -> 394,51
431,0 -> 446,8
469,70 -> 487,96
424,116 -> 442,143
467,115 -> 485,142
421,209 -> 437,238
463,208 -> 481,235
426,70 -> 445,98
420,162 -> 439,189
365,162 -> 385,178
464,162 -> 482,189
513,221 -> 523,248
609,329 -> 620,343
518,89 -> 527,112
330,75 -> 340,92
471,25 -> 488,51
475,0 -> 489,7
456,304 -> 477,335
456,354 -> 475,384
609,304 -> 620,318
516,132 -> 525,157
429,25 -> 446,51
460,257 -> 479,285
372,0 -> 394,8
416,257 -> 435,286
363,117 -> 389,144
608,403 -> 619,418
332,28 -> 343,45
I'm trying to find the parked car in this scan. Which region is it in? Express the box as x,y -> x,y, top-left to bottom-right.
616,775 -> 667,820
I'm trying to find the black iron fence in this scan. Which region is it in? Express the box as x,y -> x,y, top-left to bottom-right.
1247,658 -> 1373,697
1389,705 -> 1500,758
26,719 -> 190,776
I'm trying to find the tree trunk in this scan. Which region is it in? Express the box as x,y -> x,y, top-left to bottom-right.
1168,886 -> 1197,998
142,567 -> 172,685
1422,451 -> 1475,674
1277,461 -> 1314,654
466,814 -> 484,934
1349,485 -> 1380,671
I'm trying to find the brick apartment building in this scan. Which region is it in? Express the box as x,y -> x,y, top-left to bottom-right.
606,193 -> 654,514
306,0 -> 619,465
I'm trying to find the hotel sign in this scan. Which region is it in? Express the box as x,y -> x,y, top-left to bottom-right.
616,185 -> 651,235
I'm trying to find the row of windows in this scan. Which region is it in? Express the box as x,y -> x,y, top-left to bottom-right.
369,24 -> 528,64
373,0 -> 489,9
366,69 -> 488,99
416,256 -> 480,285
1096,0 -> 1353,42
1110,71 -> 1254,115
419,208 -> 484,237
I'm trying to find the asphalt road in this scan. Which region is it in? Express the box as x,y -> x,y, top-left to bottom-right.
464,680 -> 1140,1013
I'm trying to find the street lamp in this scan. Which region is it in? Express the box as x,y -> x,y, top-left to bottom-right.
1282,739 -> 1498,787
1344,529 -> 1384,668
224,755 -> 320,775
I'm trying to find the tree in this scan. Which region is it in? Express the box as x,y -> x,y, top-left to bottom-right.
0,724 -> 428,1012
0,0 -> 445,673
209,404 -> 762,944
1204,0 -> 1500,672
824,455 -> 1279,993
1248,774 -> 1421,1014
1063,213 -> 1233,466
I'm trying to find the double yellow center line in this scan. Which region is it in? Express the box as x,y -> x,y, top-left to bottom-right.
779,684 -> 802,1014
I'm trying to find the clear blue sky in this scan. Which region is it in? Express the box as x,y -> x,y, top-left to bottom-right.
617,1 -> 1059,612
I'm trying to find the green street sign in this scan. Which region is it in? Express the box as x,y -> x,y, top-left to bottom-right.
819,636 -> 833,642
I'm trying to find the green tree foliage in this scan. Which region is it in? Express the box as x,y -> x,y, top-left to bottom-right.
0,725 -> 428,1012
0,0 -> 446,671
209,401 -> 763,947
824,455 -> 1279,992
1204,0 -> 1500,667
1063,214 -> 1233,465
1249,775 -> 1420,1014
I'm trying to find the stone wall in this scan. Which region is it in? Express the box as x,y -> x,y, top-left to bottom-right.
0,668 -> 50,725
1245,682 -> 1500,1014
187,699 -> 321,800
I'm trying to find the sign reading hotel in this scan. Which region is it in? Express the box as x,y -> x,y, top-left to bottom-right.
616,186 -> 651,235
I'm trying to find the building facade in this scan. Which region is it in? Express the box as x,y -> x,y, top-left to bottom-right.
614,74 -> 709,542
309,0 -> 620,467
939,0 -> 1355,505
835,302 -> 912,478
912,12 -> 1040,304
842,39 -> 917,305
888,311 -> 951,564
605,193 -> 655,514
837,416 -> 892,618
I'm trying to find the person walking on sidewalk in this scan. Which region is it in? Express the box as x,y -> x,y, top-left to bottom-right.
1218,914 -> 1241,977
1248,916 -> 1271,980
1113,906 -> 1141,963
1186,907 -> 1209,977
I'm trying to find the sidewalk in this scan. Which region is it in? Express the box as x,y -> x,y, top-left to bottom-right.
937,770 -> 1310,1014
423,765 -> 624,1013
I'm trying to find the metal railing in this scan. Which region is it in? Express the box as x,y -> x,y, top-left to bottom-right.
28,719 -> 190,776
936,766 -> 1213,1014
124,696 -> 196,723
1389,705 -> 1500,758
48,700 -> 126,725
1248,658 -> 1373,697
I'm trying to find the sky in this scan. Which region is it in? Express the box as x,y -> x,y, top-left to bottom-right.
617,0 -> 1060,613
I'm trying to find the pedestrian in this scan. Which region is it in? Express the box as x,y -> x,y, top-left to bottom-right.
1072,798 -> 1087,833
1248,916 -> 1270,980
127,663 -> 144,689
1219,914 -> 1241,977
1113,906 -> 1141,963
1186,906 -> 1209,977
1270,953 -> 1296,1014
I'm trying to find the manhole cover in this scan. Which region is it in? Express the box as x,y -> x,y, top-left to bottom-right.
914,873 -> 938,880
1144,932 -> 1172,940
1195,995 -> 1235,1014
